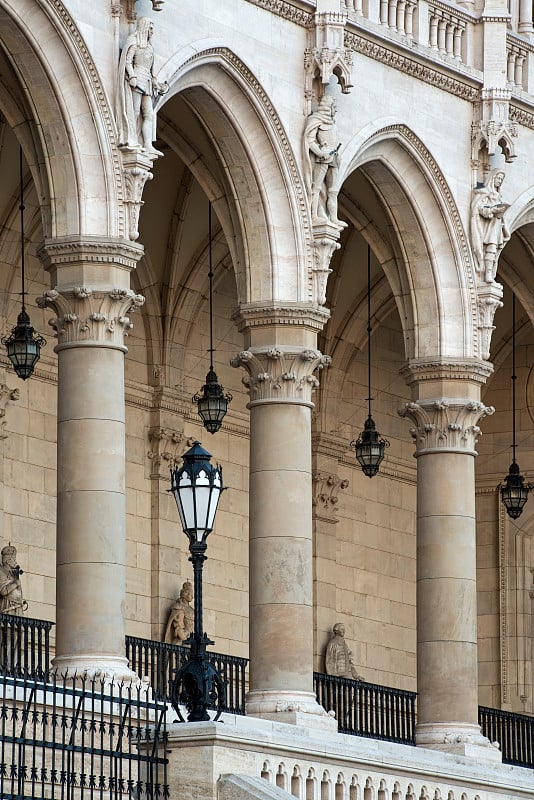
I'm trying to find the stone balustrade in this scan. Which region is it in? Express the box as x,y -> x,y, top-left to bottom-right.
427,2 -> 467,63
507,37 -> 529,91
167,714 -> 534,800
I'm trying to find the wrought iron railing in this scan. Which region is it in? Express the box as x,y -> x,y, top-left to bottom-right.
125,634 -> 248,715
314,672 -> 416,745
479,705 -> 534,769
0,612 -> 53,678
0,669 -> 168,799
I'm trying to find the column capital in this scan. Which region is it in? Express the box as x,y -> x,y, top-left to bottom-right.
37,236 -> 144,289
233,303 -> 330,338
231,346 -> 331,407
400,357 -> 494,389
399,397 -> 494,455
37,287 -> 145,352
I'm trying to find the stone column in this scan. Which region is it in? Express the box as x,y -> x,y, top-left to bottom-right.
232,304 -> 336,729
399,360 -> 500,761
38,237 -> 144,678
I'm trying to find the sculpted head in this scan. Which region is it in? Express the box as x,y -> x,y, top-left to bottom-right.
332,622 -> 345,638
1,545 -> 16,567
180,580 -> 193,603
137,16 -> 154,46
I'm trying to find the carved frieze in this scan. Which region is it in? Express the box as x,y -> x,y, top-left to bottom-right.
36,287 -> 145,350
231,347 -> 331,405
398,398 -> 494,454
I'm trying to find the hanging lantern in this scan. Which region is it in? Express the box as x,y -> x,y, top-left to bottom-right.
193,202 -> 231,433
2,147 -> 45,380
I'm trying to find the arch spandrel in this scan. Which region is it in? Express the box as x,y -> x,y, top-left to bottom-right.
0,0 -> 122,240
156,46 -> 314,308
338,123 -> 477,362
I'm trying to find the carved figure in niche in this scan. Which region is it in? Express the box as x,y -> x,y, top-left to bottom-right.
325,622 -> 363,680
0,545 -> 26,615
471,168 -> 510,284
303,95 -> 345,227
164,581 -> 194,645
115,16 -> 168,155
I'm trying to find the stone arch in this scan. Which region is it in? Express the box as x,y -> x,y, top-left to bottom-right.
0,0 -> 123,239
155,46 -> 313,308
339,122 -> 477,361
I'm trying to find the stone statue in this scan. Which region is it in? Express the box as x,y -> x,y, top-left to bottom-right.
325,622 -> 363,680
0,545 -> 26,615
164,581 -> 194,645
471,168 -> 510,284
303,94 -> 345,227
115,16 -> 168,155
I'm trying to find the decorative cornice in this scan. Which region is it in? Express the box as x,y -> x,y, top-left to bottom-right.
312,431 -> 350,461
233,303 -> 330,334
344,30 -> 479,101
231,346 -> 331,406
36,287 -> 145,351
400,358 -> 494,386
510,103 -> 534,130
398,398 -> 494,455
243,0 -> 314,27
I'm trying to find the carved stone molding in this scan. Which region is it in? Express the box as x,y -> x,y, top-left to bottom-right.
398,398 -> 494,455
37,236 -> 144,275
477,282 -> 504,360
0,378 -> 19,441
305,11 -> 353,103
312,224 -> 342,306
472,89 -> 518,166
313,472 -> 349,521
244,0 -> 313,27
121,150 -> 155,241
233,303 -> 330,335
231,346 -> 331,406
400,357 -> 494,387
36,287 -> 145,351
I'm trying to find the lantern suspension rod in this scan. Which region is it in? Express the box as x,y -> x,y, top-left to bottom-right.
208,202 -> 214,372
512,292 -> 517,465
366,243 -> 372,418
19,147 -> 26,314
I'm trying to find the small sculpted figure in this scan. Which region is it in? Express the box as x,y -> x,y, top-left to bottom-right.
325,622 -> 363,680
471,168 -> 510,283
164,581 -> 194,645
303,94 -> 345,227
0,545 -> 26,615
116,16 -> 168,155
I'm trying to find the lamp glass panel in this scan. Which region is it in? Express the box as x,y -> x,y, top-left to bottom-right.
177,472 -> 195,531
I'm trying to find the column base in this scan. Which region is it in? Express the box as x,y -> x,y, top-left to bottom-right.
416,723 -> 502,762
246,689 -> 338,731
51,654 -> 140,683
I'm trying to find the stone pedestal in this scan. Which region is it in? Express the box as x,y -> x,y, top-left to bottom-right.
38,237 -> 144,678
400,359 -> 500,762
232,304 -> 335,729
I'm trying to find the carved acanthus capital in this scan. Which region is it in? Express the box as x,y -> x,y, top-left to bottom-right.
313,472 -> 349,520
148,428 -> 193,477
472,89 -> 518,165
477,281 -> 504,360
398,398 -> 494,455
36,287 -> 145,351
305,11 -> 353,102
121,150 -> 155,241
231,346 -> 331,406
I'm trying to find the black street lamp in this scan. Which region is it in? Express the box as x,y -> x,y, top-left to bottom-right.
168,441 -> 226,721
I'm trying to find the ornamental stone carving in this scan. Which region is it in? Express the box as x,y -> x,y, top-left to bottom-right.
303,95 -> 345,229
36,287 -> 145,350
398,399 -> 494,455
470,168 -> 510,285
313,472 -> 349,518
0,379 -> 19,440
122,150 -> 154,241
477,282 -> 504,360
148,428 -> 194,477
304,11 -> 353,104
471,89 -> 518,168
231,347 -> 331,406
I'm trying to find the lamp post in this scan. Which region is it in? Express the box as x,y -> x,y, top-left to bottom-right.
168,441 -> 226,721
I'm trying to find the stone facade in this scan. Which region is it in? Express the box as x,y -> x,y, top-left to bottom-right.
0,0 -> 533,793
